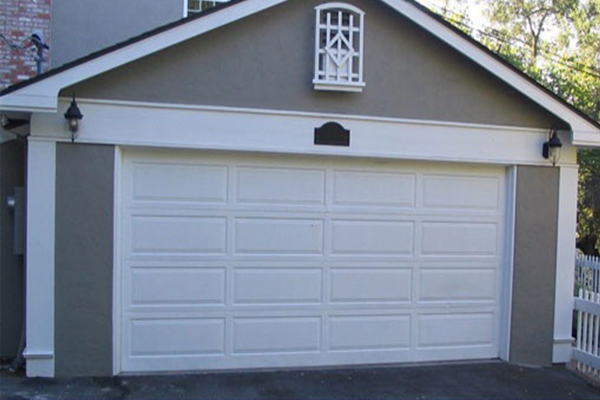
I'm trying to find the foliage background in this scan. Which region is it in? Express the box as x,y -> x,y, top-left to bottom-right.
423,0 -> 600,255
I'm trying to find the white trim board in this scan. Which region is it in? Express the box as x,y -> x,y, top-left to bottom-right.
1,0 -> 598,145
31,99 -> 578,168
25,139 -> 56,378
552,165 -> 578,363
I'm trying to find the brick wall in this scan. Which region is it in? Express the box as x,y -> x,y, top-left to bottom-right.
0,0 -> 52,89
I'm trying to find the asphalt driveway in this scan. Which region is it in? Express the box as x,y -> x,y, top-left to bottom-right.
1,361 -> 598,400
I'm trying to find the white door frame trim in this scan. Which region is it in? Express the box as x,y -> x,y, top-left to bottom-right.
112,146 -> 124,375
499,166 -> 517,361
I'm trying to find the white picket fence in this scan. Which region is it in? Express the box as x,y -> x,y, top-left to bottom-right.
573,255 -> 600,377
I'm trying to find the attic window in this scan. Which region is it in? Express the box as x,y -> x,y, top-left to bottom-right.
313,3 -> 365,92
186,0 -> 229,16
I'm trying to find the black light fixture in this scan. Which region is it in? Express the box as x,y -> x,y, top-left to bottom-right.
64,94 -> 83,142
542,129 -> 562,166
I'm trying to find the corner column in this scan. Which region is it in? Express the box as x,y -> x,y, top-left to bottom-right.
24,139 -> 56,377
553,165 -> 578,363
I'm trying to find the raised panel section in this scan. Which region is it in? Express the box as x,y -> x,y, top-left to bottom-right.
236,167 -> 325,205
132,163 -> 227,203
419,269 -> 495,302
234,269 -> 322,304
421,222 -> 497,256
130,318 -> 225,356
233,317 -> 321,354
235,218 -> 324,255
418,313 -> 494,348
131,216 -> 227,255
330,268 -> 412,303
130,267 -> 225,305
330,315 -> 410,351
331,220 -> 414,255
332,171 -> 415,207
422,175 -> 500,210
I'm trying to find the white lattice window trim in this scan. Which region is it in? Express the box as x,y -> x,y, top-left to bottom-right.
186,0 -> 230,17
313,3 -> 365,92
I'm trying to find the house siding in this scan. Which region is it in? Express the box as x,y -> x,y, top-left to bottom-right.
0,0 -> 52,88
0,140 -> 26,358
511,165 -> 559,366
62,0 -> 566,129
51,0 -> 184,68
54,143 -> 114,377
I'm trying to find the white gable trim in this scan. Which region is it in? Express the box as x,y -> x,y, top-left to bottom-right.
1,0 -> 599,145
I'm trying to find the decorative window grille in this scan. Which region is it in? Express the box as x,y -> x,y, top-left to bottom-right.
313,3 -> 365,92
186,0 -> 230,16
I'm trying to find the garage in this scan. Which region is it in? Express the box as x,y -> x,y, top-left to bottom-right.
118,149 -> 506,373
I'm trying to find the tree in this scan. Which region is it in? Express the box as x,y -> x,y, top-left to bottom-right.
474,0 -> 600,255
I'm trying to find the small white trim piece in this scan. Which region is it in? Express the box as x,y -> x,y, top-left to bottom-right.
23,351 -> 54,377
500,166 -> 517,361
23,349 -> 54,359
553,165 -> 578,363
25,139 -> 56,378
313,82 -> 365,92
112,146 -> 123,376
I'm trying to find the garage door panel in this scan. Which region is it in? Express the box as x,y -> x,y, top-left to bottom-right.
129,318 -> 225,357
422,175 -> 500,211
233,317 -> 322,354
329,315 -> 411,351
233,268 -> 323,305
235,218 -> 324,255
130,216 -> 227,255
421,222 -> 498,256
331,220 -> 414,255
417,313 -> 495,348
131,162 -> 228,204
130,267 -> 226,306
419,268 -> 496,302
236,167 -> 325,205
330,268 -> 412,303
332,171 -> 416,208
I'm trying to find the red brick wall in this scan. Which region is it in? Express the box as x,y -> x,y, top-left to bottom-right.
0,0 -> 52,89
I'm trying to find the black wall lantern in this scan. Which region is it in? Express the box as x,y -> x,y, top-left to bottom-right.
64,94 -> 83,142
542,129 -> 562,166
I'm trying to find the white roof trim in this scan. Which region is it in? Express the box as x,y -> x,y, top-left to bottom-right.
1,0 -> 599,145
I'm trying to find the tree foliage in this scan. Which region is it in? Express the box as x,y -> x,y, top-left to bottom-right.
436,0 -> 600,254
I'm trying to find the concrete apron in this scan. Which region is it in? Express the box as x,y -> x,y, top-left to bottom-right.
1,361 -> 599,400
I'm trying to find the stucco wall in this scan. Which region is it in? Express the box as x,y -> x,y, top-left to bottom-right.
54,143 -> 114,377
510,166 -> 559,366
0,139 -> 25,358
63,0 -> 566,129
51,0 -> 184,67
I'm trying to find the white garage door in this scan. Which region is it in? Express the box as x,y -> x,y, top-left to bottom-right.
119,149 -> 506,373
